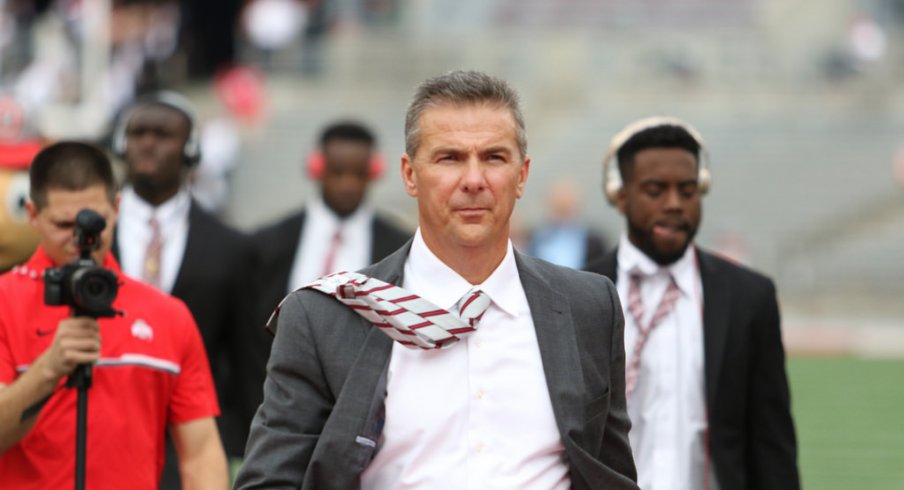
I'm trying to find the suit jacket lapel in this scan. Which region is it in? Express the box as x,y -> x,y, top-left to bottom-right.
334,242 -> 411,440
110,200 -> 199,294
697,249 -> 731,411
171,200 -> 203,296
515,252 -> 584,438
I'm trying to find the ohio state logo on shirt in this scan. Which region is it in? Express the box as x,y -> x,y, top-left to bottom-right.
130,319 -> 154,342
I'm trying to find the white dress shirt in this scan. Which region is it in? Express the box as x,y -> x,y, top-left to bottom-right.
116,186 -> 190,294
287,196 -> 373,292
360,229 -> 569,490
616,234 -> 715,490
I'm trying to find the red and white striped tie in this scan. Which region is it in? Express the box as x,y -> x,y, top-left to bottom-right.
321,228 -> 343,277
142,215 -> 163,289
268,271 -> 491,350
625,271 -> 681,397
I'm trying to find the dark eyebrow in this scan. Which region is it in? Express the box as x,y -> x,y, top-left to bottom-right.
639,178 -> 667,186
639,178 -> 697,186
51,219 -> 76,228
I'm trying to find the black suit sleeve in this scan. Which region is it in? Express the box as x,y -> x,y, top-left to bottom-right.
747,279 -> 800,489
229,234 -> 272,454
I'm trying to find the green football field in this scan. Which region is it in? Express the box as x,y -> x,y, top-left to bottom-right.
788,357 -> 904,489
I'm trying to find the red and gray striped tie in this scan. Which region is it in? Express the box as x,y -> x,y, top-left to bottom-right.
269,271 -> 491,350
625,272 -> 681,397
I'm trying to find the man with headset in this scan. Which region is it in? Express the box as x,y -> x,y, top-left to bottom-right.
252,121 -> 410,329
584,117 -> 799,489
112,92 -> 262,487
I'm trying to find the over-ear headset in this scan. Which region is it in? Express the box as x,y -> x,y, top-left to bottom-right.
305,149 -> 386,180
112,91 -> 202,167
602,115 -> 711,205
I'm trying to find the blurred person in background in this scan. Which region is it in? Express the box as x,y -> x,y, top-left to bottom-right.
180,0 -> 242,79
252,120 -> 410,329
110,91 -> 261,488
236,70 -> 638,490
0,141 -> 227,489
585,116 -> 799,490
527,177 -> 608,269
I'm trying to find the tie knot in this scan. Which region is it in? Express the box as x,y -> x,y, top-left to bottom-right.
457,288 -> 491,324
630,268 -> 675,285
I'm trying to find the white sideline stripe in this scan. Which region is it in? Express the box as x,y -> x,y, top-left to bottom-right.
15,354 -> 180,375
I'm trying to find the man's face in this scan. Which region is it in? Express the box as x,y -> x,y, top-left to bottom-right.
27,184 -> 119,266
401,103 -> 529,257
320,139 -> 372,217
617,147 -> 702,265
123,105 -> 189,196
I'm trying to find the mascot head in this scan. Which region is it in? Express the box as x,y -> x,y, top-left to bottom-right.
0,95 -> 42,272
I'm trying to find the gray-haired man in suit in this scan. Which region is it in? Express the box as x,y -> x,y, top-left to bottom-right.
235,70 -> 639,490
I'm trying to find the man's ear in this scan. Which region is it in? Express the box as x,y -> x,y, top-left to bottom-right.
401,153 -> 417,197
615,188 -> 628,215
515,156 -> 530,199
25,198 -> 39,227
110,192 -> 121,226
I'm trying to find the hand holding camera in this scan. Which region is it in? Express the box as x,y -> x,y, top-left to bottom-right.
36,318 -> 102,381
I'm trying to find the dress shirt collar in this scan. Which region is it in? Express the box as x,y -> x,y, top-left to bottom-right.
617,233 -> 697,298
407,228 -> 522,317
120,185 -> 191,226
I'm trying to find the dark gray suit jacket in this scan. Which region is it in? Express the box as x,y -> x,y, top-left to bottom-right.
236,243 -> 639,489
585,248 -> 800,490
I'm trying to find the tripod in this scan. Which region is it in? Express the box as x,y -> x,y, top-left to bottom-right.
65,361 -> 92,490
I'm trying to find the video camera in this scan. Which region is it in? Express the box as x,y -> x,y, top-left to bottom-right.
44,209 -> 119,318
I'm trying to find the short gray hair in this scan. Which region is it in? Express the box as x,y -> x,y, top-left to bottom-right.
404,70 -> 527,159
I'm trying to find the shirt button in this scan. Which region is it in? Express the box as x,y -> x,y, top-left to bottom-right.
474,443 -> 485,454
475,389 -> 486,400
474,339 -> 483,348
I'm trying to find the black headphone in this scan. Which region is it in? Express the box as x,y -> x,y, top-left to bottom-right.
602,115 -> 712,205
112,91 -> 202,167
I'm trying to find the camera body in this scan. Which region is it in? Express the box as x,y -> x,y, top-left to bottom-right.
43,209 -> 119,318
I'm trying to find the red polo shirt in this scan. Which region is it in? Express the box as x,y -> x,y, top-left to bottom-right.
0,248 -> 219,489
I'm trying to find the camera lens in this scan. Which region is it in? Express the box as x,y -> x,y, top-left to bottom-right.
71,267 -> 119,313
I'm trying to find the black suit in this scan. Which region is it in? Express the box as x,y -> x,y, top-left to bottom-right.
113,200 -> 262,486
585,248 -> 800,490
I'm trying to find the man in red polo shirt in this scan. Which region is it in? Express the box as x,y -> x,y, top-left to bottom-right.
0,142 -> 227,489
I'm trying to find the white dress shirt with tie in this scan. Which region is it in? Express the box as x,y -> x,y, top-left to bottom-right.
616,233 -> 714,490
360,229 -> 569,490
116,186 -> 190,294
287,196 -> 372,293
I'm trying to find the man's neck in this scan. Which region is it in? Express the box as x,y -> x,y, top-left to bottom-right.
421,234 -> 508,285
134,185 -> 180,208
